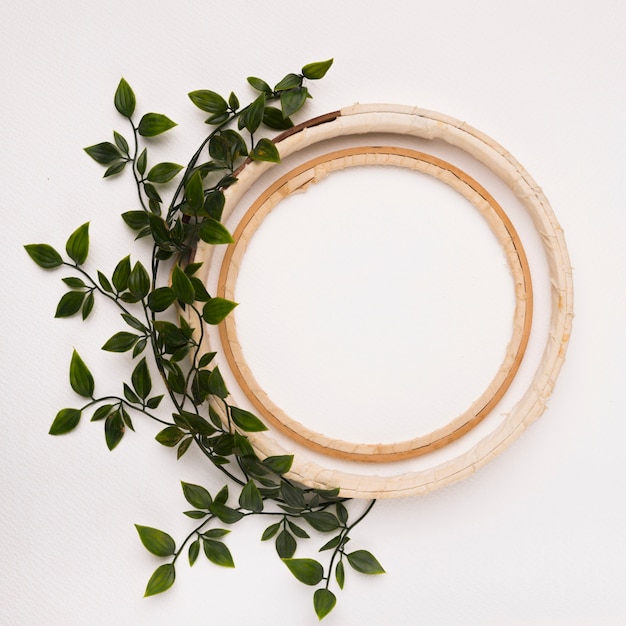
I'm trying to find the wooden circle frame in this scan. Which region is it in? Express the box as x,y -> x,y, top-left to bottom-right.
190,104 -> 574,499
216,146 -> 533,462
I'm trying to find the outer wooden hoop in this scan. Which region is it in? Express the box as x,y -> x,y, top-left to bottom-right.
216,146 -> 533,462
191,104 -> 573,498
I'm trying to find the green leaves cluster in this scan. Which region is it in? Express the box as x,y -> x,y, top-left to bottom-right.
26,58 -> 385,621
26,223 -> 96,320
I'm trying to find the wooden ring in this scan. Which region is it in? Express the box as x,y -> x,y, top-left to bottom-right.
190,104 -> 573,498
216,146 -> 532,462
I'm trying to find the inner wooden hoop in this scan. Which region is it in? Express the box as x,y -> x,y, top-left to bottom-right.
189,104 -> 574,498
216,146 -> 533,462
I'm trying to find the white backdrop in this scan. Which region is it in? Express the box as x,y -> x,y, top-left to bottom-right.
2,1 -> 625,624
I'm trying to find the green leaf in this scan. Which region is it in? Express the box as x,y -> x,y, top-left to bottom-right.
138,113 -> 177,137
122,210 -> 149,231
114,78 -> 136,117
82,291 -> 94,320
98,270 -> 113,293
228,91 -> 239,111
199,218 -> 234,245
135,524 -> 176,557
184,262 -> 203,276
188,90 -> 228,113
192,369 -> 211,403
207,367 -> 228,399
239,480 -> 263,512
113,131 -> 129,155
131,357 -> 152,400
24,243 -> 63,269
221,129 -> 248,161
137,148 -> 148,175
303,511 -> 340,533
177,437 -> 192,459
335,560 -> 345,589
176,411 -> 215,437
188,539 -> 200,567
314,588 -> 337,620
314,487 -> 341,500
145,183 -> 162,204
203,539 -> 234,568
184,170 -> 204,213
250,138 -> 280,163
203,190 -> 225,220
147,213 -> 170,246
276,530 -> 296,559
281,87 -> 309,118
146,395 -> 163,410
214,485 -> 229,505
209,502 -> 244,524
128,261 -> 150,299
144,563 -> 175,597
282,558 -> 324,586
230,406 -> 267,432
261,522 -> 281,541
155,426 -> 184,447
263,454 -> 294,475
205,528 -> 230,539
147,286 -> 177,312
274,73 -> 301,91
182,482 -> 212,510
171,265 -> 195,305
167,364 -> 186,394
234,432 -> 255,458
91,404 -> 113,422
280,481 -> 306,509
155,321 -> 188,353
104,410 -> 124,450
84,142 -> 121,164
189,277 -> 210,302
120,404 -> 134,431
202,297 -> 237,324
49,408 -> 81,435
247,76 -> 272,94
112,255 -> 131,292
208,404 -> 223,429
288,521 -> 310,539
346,550 -> 385,575
55,290 -> 86,318
336,502 -> 348,525
319,535 -> 342,552
208,134 -> 230,163
62,277 -> 86,289
244,93 -> 265,134
205,111 -> 230,125
121,313 -> 146,333
69,350 -> 94,398
102,331 -> 140,352
132,338 -> 149,358
147,162 -> 183,184
65,222 -> 90,265
263,106 -> 294,130
302,58 -> 334,80
104,161 -> 126,178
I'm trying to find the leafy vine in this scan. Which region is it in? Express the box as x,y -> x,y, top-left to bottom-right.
25,59 -> 384,621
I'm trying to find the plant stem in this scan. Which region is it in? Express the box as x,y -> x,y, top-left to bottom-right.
325,500 -> 377,589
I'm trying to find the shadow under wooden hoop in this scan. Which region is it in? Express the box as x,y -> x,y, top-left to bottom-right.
216,146 -> 533,462
189,104 -> 573,498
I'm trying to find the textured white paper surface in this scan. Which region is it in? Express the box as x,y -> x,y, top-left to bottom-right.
2,1 -> 625,624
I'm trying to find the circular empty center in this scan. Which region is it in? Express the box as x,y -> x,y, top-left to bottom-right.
233,165 -> 515,444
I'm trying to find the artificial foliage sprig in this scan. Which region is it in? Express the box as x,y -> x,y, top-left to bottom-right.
25,59 -> 385,621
